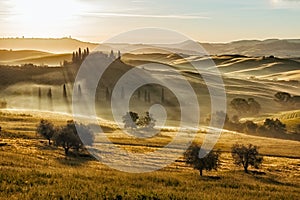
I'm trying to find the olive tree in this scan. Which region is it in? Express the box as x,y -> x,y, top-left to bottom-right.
231,144 -> 263,173
137,112 -> 156,129
37,119 -> 55,145
184,144 -> 221,177
53,120 -> 94,155
230,98 -> 261,116
122,112 -> 139,129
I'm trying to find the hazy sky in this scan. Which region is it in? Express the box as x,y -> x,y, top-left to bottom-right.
0,0 -> 299,43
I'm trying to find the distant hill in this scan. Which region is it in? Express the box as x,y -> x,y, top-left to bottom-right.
123,53 -> 300,82
0,38 -> 98,53
0,49 -> 52,61
105,39 -> 300,58
0,50 -> 71,66
1,38 -> 300,58
12,53 -> 72,66
201,39 -> 300,58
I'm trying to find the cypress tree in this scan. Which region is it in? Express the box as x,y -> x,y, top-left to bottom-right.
106,87 -> 110,101
148,92 -> 151,103
63,84 -> 67,98
47,88 -> 52,99
138,89 -> 141,100
38,87 -> 42,98
161,88 -> 165,103
78,48 -> 82,61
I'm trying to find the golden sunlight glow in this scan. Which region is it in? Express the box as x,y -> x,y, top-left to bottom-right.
271,0 -> 280,3
269,0 -> 298,8
269,0 -> 281,7
9,0 -> 86,29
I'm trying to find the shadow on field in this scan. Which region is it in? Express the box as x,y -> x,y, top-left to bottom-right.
199,176 -> 221,180
0,130 -> 35,139
36,141 -> 58,150
88,123 -> 116,133
55,152 -> 95,167
251,172 -> 296,187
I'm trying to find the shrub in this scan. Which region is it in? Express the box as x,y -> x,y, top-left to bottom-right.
137,112 -> 156,129
231,144 -> 263,173
123,111 -> 156,129
37,120 -> 56,145
184,144 -> 220,176
230,98 -> 261,116
243,121 -> 258,134
123,112 -> 139,129
262,118 -> 286,134
53,120 -> 94,155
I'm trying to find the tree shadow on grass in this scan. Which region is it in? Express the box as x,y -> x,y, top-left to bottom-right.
88,123 -> 116,133
0,142 -> 7,147
36,141 -> 58,150
248,170 -> 297,187
55,151 -> 96,167
199,176 -> 221,181
0,130 -> 35,139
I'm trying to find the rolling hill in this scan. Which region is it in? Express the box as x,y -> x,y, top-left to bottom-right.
0,50 -> 72,66
0,37 -> 98,53
1,38 -> 300,57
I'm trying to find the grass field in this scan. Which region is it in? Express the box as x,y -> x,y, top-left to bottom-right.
0,110 -> 300,199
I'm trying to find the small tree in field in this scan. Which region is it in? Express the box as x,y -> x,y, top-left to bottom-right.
37,120 -> 55,145
184,144 -> 220,177
53,120 -> 94,155
231,144 -> 263,173
54,126 -> 80,155
122,112 -> 139,129
138,112 -> 156,129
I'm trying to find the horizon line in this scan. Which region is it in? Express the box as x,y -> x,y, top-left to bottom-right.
0,36 -> 300,44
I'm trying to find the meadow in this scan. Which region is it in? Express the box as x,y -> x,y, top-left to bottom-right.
0,43 -> 300,199
0,110 -> 299,199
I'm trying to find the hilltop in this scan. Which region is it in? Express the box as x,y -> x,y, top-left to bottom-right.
1,38 -> 300,58
0,37 -> 98,53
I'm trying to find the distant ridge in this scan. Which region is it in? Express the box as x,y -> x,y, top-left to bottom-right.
1,37 -> 300,57
0,37 -> 98,53
201,39 -> 300,58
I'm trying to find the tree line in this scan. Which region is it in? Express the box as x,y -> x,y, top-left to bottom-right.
122,111 -> 156,129
184,143 -> 263,176
37,120 -> 94,155
36,119 -> 264,177
274,92 -> 300,106
72,47 -> 90,64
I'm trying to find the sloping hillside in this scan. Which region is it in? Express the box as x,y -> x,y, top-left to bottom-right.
1,38 -> 300,57
0,50 -> 72,66
0,38 -> 98,53
0,50 -> 52,61
201,39 -> 300,58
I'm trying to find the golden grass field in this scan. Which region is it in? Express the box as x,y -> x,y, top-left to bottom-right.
0,46 -> 299,199
0,110 -> 299,199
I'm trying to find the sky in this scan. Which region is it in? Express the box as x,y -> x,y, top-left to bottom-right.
0,0 -> 299,43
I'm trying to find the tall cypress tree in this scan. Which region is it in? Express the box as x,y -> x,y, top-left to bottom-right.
83,49 -> 87,60
38,87 -> 42,99
161,88 -> 165,103
63,84 -> 67,98
75,52 -> 79,63
148,92 -> 151,103
78,48 -> 82,62
144,90 -> 147,102
106,87 -> 110,101
138,89 -> 141,100
47,88 -> 52,99
72,52 -> 76,63
78,84 -> 82,96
